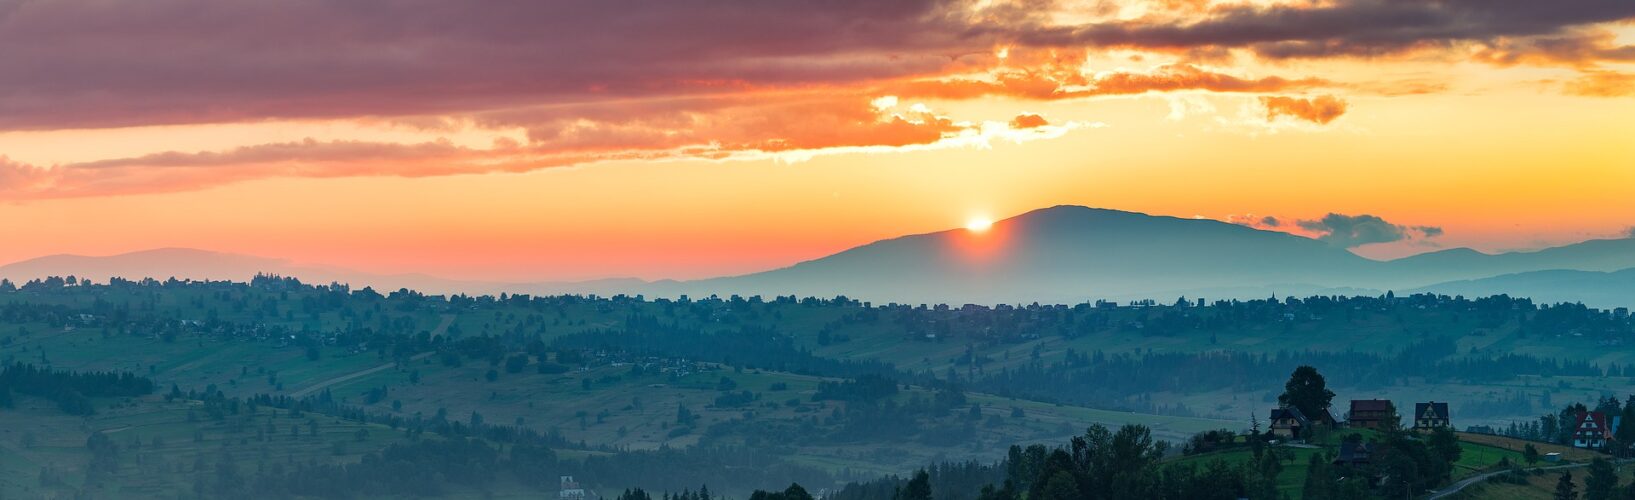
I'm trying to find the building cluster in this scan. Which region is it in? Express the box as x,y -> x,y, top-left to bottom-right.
1268,399 -> 1453,466
1271,398 -> 1629,458
1269,399 -> 1452,439
585,349 -> 711,378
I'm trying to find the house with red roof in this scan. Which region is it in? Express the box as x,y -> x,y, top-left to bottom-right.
1573,411 -> 1618,450
1347,399 -> 1397,430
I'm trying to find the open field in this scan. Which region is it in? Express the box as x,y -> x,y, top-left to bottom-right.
3,320 -> 1236,476
1167,430 -> 1552,499
0,395 -> 409,499
1456,432 -> 1603,462
4,283 -> 1634,495
1448,465 -> 1635,500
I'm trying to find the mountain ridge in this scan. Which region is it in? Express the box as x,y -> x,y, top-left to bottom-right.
5,206 -> 1632,305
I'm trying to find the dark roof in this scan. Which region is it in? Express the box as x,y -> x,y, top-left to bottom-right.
1271,406 -> 1309,427
1415,402 -> 1449,420
1335,442 -> 1373,464
1350,399 -> 1395,413
1311,408 -> 1338,424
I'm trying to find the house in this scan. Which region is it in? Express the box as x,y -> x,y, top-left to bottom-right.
1348,400 -> 1397,430
1333,441 -> 1373,467
560,476 -> 588,500
1573,411 -> 1616,450
1413,402 -> 1451,430
1270,406 -> 1310,438
1310,408 -> 1341,428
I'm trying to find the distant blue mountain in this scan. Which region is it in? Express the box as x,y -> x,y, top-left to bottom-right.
667,206 -> 1635,304
6,206 -> 1633,305
1387,238 -> 1635,284
1413,268 -> 1635,309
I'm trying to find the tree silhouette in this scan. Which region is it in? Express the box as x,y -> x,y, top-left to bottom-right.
1556,471 -> 1578,500
1277,365 -> 1335,419
1586,458 -> 1617,500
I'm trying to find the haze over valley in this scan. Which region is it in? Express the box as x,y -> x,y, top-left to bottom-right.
4,0 -> 1634,498
9,206 -> 1635,307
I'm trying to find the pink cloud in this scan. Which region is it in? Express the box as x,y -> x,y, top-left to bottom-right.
1260,95 -> 1349,125
7,0 -> 1624,199
0,96 -> 1053,199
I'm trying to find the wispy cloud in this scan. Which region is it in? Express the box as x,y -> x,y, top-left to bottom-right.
1297,213 -> 1444,248
1260,95 -> 1349,124
0,101 -> 1088,199
2,0 -> 1630,198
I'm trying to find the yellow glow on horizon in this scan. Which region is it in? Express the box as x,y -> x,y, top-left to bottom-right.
0,49 -> 1631,280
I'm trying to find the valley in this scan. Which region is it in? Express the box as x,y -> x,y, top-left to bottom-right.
2,274 -> 1632,498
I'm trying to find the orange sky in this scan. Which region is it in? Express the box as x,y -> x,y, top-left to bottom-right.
1,1 -> 1632,281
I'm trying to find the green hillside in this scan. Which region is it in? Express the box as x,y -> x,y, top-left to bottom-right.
2,277 -> 1632,497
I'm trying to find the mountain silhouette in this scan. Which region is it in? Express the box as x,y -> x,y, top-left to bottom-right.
5,206 -> 1632,305
0,248 -> 289,283
0,248 -> 673,298
670,206 -> 1635,304
1413,268 -> 1635,309
674,206 -> 1380,303
1388,238 -> 1635,284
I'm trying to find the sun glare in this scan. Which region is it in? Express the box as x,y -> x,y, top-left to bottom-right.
965,217 -> 993,232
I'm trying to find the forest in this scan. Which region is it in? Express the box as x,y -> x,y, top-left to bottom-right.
3,276 -> 1634,498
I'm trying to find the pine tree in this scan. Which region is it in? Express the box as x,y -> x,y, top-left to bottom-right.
1251,451 -> 1282,500
1557,471 -> 1580,500
782,484 -> 815,500
1617,399 -> 1635,457
1302,453 -> 1336,500
897,470 -> 932,500
1587,458 -> 1618,500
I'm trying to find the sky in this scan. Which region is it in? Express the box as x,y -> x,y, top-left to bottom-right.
1,0 -> 1633,282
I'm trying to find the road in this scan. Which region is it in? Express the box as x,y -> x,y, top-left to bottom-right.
1426,458 -> 1633,499
287,314 -> 454,398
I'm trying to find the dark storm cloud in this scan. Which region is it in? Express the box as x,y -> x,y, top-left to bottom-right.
6,0 -> 1630,132
0,0 -> 992,130
1029,0 -> 1635,59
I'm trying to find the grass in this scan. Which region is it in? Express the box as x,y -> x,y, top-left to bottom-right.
1168,443 -> 1322,498
1,304 -> 1237,476
1452,436 -> 1530,478
1456,432 -> 1602,463
0,395 -> 411,498
1164,429 -> 1551,498
1449,465 -> 1635,500
5,286 -> 1633,486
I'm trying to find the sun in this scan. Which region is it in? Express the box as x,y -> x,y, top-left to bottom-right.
965,216 -> 993,232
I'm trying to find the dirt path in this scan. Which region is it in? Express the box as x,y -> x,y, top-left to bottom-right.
168,344 -> 243,373
428,314 -> 455,339
287,314 -> 453,398
1426,459 -> 1633,499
